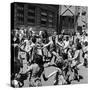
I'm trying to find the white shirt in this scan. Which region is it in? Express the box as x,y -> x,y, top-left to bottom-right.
63,40 -> 69,49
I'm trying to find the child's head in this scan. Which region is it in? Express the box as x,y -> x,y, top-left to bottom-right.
84,41 -> 88,46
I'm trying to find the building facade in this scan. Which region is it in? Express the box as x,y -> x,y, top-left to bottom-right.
11,2 -> 59,35
58,5 -> 88,34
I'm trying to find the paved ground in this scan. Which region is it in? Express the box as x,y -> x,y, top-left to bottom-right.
43,66 -> 88,86
22,50 -> 88,87
23,64 -> 88,87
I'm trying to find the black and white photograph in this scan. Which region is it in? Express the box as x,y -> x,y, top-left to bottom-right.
11,2 -> 88,88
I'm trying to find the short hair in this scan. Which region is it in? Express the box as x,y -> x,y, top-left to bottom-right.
66,36 -> 69,41
76,43 -> 82,50
84,41 -> 88,46
16,28 -> 19,30
85,33 -> 88,36
32,36 -> 36,43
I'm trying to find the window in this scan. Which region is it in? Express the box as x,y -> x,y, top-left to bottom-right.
40,9 -> 48,26
48,11 -> 54,27
27,5 -> 35,25
16,3 -> 24,25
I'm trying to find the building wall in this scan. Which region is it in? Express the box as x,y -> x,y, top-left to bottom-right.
77,6 -> 88,30
58,5 -> 88,34
59,5 -> 76,34
11,2 -> 59,35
